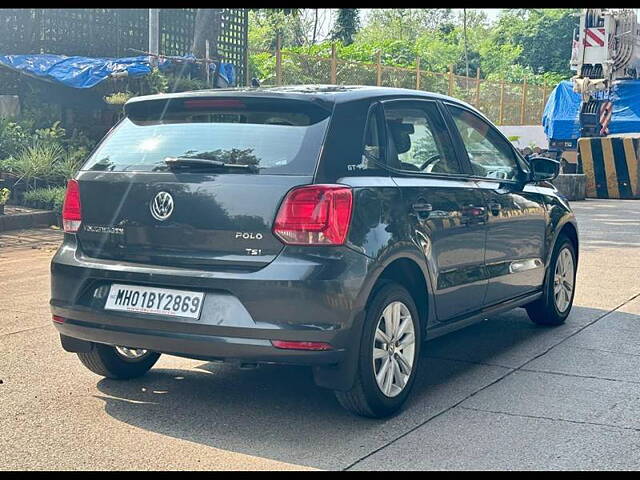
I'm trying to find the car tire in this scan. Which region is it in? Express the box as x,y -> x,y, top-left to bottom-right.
77,343 -> 160,379
335,282 -> 422,418
526,234 -> 577,326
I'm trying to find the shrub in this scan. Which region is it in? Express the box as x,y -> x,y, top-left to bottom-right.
167,75 -> 210,92
54,151 -> 83,182
0,187 -> 10,205
104,92 -> 133,105
0,118 -> 29,159
34,120 -> 66,144
10,140 -> 65,189
146,68 -> 169,94
22,186 -> 66,214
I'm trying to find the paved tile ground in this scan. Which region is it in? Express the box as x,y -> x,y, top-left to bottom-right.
0,226 -> 62,250
1,199 -> 639,470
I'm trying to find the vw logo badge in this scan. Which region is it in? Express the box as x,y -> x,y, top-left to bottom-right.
150,191 -> 174,221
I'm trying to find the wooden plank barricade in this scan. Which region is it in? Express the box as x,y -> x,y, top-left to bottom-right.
578,136 -> 640,199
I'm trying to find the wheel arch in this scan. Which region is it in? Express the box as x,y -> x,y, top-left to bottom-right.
360,252 -> 434,333
546,216 -> 579,267
314,249 -> 433,392
559,221 -> 579,263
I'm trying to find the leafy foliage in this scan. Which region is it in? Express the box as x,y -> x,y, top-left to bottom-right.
0,187 -> 10,205
358,9 -> 454,44
331,9 -> 360,46
491,9 -> 579,77
7,141 -> 65,189
0,119 -> 29,159
22,186 -> 66,214
248,8 -> 578,86
104,92 -> 134,105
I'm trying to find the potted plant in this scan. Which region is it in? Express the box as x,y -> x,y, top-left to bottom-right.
0,187 -> 10,215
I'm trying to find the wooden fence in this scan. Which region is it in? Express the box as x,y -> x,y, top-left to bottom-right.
249,41 -> 556,126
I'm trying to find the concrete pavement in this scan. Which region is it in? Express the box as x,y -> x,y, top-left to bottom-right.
1,199 -> 639,470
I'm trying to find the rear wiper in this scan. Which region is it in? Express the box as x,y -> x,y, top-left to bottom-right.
164,157 -> 258,171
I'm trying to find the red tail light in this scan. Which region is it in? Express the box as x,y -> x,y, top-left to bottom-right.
62,179 -> 82,233
273,185 -> 353,245
271,340 -> 333,351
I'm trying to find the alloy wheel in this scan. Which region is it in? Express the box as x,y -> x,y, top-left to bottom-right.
553,247 -> 575,313
372,301 -> 416,398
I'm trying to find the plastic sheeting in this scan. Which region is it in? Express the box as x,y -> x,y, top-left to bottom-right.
212,62 -> 235,87
542,80 -> 581,140
608,80 -> 640,135
0,55 -> 160,88
0,54 -> 236,89
543,79 -> 640,140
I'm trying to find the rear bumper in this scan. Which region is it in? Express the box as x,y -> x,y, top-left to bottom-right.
50,236 -> 370,372
53,317 -> 344,366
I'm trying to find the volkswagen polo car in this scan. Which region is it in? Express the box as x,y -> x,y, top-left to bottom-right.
51,85 -> 578,418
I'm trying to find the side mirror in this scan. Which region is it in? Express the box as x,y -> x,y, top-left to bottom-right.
528,156 -> 560,182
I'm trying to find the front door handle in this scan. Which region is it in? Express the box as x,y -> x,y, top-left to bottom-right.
411,202 -> 433,220
412,202 -> 433,212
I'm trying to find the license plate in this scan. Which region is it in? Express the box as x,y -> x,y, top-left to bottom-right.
104,284 -> 205,319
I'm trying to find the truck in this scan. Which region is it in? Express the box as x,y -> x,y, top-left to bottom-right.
544,8 -> 640,170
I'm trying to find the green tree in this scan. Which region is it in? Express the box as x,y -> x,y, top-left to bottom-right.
357,9 -> 453,44
491,9 -> 579,76
331,9 -> 360,45
248,9 -> 304,50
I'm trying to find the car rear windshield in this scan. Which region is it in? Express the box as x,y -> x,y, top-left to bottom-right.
82,98 -> 331,175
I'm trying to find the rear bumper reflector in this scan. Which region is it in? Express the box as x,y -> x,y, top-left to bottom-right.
271,340 -> 333,351
52,315 -> 66,324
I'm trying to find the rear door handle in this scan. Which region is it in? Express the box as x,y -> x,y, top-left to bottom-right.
488,202 -> 502,215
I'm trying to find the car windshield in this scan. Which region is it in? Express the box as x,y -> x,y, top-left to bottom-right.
82,100 -> 330,175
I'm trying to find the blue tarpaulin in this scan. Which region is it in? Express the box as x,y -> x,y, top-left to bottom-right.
543,79 -> 640,140
0,55 -> 161,88
0,53 -> 236,89
212,62 -> 235,86
542,80 -> 581,140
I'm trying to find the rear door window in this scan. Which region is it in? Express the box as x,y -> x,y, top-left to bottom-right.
82,98 -> 331,175
382,101 -> 461,175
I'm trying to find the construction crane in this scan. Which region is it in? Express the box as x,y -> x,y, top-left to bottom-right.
570,8 -> 640,136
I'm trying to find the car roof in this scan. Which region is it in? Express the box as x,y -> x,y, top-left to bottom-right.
125,84 -> 480,115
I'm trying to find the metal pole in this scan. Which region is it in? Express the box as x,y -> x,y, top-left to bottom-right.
416,57 -> 421,90
499,78 -> 505,126
520,78 -> 528,125
448,64 -> 454,96
475,68 -> 481,107
330,43 -> 337,84
275,34 -> 282,86
205,39 -> 211,87
149,9 -> 160,67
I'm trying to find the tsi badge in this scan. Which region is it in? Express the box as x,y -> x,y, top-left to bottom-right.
150,191 -> 174,221
235,231 -> 263,256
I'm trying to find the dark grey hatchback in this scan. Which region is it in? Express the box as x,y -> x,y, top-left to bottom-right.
51,85 -> 578,418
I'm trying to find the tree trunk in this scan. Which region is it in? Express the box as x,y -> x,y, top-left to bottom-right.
463,9 -> 470,90
192,8 -> 222,58
312,9 -> 318,45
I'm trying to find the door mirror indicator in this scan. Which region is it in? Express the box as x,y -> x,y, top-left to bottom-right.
528,156 -> 560,182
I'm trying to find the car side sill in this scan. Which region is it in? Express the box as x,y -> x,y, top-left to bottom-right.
425,290 -> 543,341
